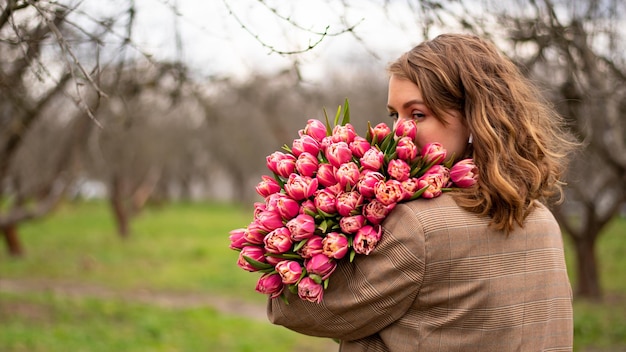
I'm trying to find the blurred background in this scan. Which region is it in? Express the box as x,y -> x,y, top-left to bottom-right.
0,0 -> 625,351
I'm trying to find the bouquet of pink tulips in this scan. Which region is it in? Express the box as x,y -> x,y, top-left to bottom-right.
228,100 -> 478,303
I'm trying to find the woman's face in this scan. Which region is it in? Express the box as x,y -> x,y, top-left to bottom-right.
387,75 -> 470,160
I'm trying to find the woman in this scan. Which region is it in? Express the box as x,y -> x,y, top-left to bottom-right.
267,33 -> 575,351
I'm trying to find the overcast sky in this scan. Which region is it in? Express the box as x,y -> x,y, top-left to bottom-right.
95,0 -> 448,81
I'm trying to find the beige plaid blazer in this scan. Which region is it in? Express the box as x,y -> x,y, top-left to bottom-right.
267,194 -> 573,351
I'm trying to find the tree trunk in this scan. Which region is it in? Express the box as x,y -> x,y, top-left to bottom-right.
572,236 -> 601,300
2,224 -> 24,257
110,176 -> 129,238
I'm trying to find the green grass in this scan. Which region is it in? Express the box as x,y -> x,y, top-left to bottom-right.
1,200 -> 625,351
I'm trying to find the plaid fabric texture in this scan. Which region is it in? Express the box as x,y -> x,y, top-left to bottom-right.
267,194 -> 573,351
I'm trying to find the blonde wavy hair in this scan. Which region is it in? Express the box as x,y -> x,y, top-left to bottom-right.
387,33 -> 577,233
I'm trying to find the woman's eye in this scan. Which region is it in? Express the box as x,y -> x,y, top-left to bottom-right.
388,112 -> 398,120
412,112 -> 426,120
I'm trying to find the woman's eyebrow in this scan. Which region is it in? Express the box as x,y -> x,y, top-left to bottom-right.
387,99 -> 425,111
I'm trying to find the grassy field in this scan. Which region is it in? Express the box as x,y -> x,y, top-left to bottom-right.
1,201 -> 625,351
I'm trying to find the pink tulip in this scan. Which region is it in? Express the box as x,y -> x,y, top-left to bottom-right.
299,199 -> 316,215
245,221 -> 267,244
256,273 -> 284,299
335,161 -> 360,190
297,277 -> 324,303
303,119 -> 328,143
292,135 -> 320,157
336,191 -> 364,217
256,210 -> 284,232
263,227 -> 293,254
265,255 -> 283,266
316,163 -> 337,188
266,151 -> 296,178
237,246 -> 266,272
387,159 -> 411,181
275,194 -> 300,221
325,141 -> 353,168
375,179 -> 405,206
421,142 -> 447,165
314,189 -> 337,215
255,175 -> 281,198
331,123 -> 357,144
253,202 -> 266,218
357,171 -> 384,199
275,260 -> 303,285
349,136 -> 371,158
370,122 -> 392,144
394,119 -> 418,140
295,152 -> 319,177
276,156 -> 297,179
339,214 -> 366,234
284,173 -> 318,200
401,177 -> 421,200
322,232 -> 349,259
320,136 -> 333,152
286,213 -> 316,241
353,224 -> 382,255
417,165 -> 449,199
396,137 -> 418,161
297,235 -> 324,259
362,199 -> 395,225
450,158 -> 478,188
360,148 -> 384,171
305,253 -> 337,280
228,228 -> 248,250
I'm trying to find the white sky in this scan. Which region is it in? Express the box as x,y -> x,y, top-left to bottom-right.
91,0 -> 445,81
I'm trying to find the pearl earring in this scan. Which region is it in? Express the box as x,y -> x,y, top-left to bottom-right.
468,134 -> 473,144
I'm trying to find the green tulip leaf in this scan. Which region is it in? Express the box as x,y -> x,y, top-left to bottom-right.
243,255 -> 274,270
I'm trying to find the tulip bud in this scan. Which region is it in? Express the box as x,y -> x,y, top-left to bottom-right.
286,213 -> 316,241
370,123 -> 392,145
275,260 -> 303,285
303,119 -> 328,143
339,214 -> 366,234
295,152 -> 319,177
325,141 -> 353,168
421,142 -> 447,165
375,179 -> 404,206
297,235 -> 324,258
284,173 -> 318,200
263,227 -> 293,254
353,225 -> 382,255
357,171 -> 384,199
316,163 -> 337,188
336,191 -> 364,217
387,159 -> 411,181
450,158 -> 478,188
292,135 -> 320,157
322,232 -> 349,259
245,221 -> 267,244
349,136 -> 371,158
237,246 -> 266,272
256,210 -> 284,232
335,161 -> 360,190
314,189 -> 337,215
417,165 -> 449,199
394,119 -> 418,140
396,137 -> 418,161
256,273 -> 284,298
297,277 -> 324,303
362,199 -> 395,225
256,175 -> 281,198
360,148 -> 384,171
305,253 -> 337,280
331,123 -> 357,144
228,228 -> 248,250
